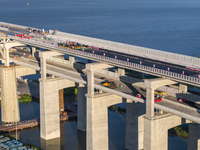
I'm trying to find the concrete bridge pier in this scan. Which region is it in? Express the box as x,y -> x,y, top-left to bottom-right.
39,51 -> 75,140
0,66 -> 20,123
144,114 -> 187,150
188,123 -> 200,150
39,78 -> 60,140
77,84 -> 87,131
144,78 -> 177,150
125,100 -> 145,150
86,93 -> 124,150
86,62 -> 113,150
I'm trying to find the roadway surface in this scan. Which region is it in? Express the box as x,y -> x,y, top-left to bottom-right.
1,26 -> 200,78
8,52 -> 200,124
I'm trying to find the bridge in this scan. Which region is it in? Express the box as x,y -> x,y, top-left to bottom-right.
0,22 -> 200,150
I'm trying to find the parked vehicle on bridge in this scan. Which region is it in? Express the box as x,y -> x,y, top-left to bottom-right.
154,98 -> 162,102
21,36 -> 33,39
16,34 -> 25,37
101,79 -> 118,89
136,94 -> 142,98
186,67 -> 200,72
178,98 -> 187,102
87,46 -> 99,50
154,90 -> 167,98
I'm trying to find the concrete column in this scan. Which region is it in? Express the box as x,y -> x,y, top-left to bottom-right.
4,46 -> 9,67
146,87 -> 155,119
144,78 -> 177,150
85,63 -> 113,150
144,114 -> 183,150
69,55 -> 75,66
188,123 -> 200,150
40,78 -> 60,140
86,93 -> 123,150
77,84 -> 87,131
144,116 -> 168,150
86,95 -> 109,150
179,84 -> 188,93
125,100 -> 145,150
87,70 -> 94,95
31,47 -> 36,57
118,68 -> 125,76
0,66 -> 20,123
40,57 -> 46,80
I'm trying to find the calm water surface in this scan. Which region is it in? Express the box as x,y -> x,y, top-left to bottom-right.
1,0 -> 200,56
0,0 -> 197,149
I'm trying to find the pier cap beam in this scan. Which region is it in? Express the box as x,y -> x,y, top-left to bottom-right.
39,51 -> 62,59
145,78 -> 177,90
86,62 -> 112,72
145,78 -> 177,119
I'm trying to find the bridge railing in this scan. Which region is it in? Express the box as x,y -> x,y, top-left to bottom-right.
8,36 -> 200,86
55,31 -> 200,65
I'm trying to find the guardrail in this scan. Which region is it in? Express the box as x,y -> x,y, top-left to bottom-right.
8,36 -> 200,86
55,31 -> 200,65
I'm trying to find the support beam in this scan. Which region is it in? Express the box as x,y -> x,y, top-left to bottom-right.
0,66 -> 20,123
39,51 -> 63,80
146,87 -> 155,119
39,51 -> 62,59
40,78 -> 60,140
39,77 -> 75,140
144,114 -> 185,150
31,46 -> 36,57
40,57 -> 47,80
86,94 -> 123,150
145,78 -> 177,118
4,38 -> 9,67
87,70 -> 94,96
144,78 -> 178,150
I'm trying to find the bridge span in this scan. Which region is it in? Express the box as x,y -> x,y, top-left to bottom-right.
0,22 -> 200,150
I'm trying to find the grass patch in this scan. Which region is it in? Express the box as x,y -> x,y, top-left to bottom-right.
18,94 -> 32,103
169,125 -> 188,138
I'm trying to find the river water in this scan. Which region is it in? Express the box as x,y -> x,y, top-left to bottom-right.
0,0 -> 198,149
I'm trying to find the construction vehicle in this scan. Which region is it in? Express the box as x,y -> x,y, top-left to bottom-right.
101,79 -> 118,89
154,90 -> 167,98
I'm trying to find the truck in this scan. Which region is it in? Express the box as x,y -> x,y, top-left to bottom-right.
101,79 -> 118,89
154,90 -> 167,98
